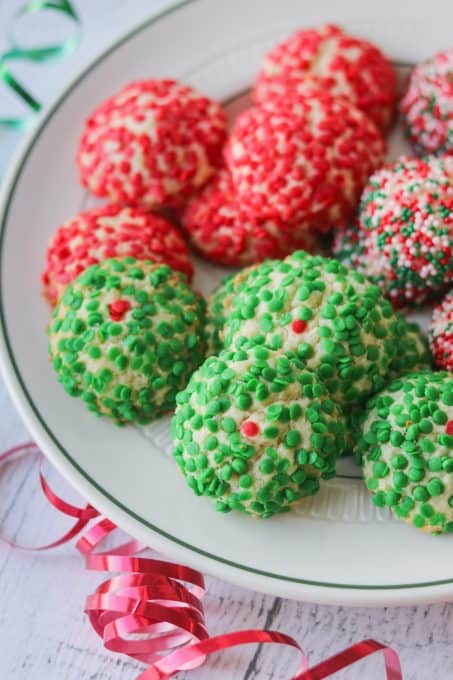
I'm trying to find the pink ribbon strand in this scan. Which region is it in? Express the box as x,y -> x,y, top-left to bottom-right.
0,442 -> 403,679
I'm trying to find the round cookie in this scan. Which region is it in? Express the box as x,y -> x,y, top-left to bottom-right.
358,371 -> 453,534
224,252 -> 401,407
205,264 -> 263,356
389,315 -> 431,379
48,257 -> 206,424
356,155 -> 453,307
183,169 -> 316,266
172,348 -> 346,518
225,96 -> 385,226
253,24 -> 397,131
430,292 -> 453,372
401,49 -> 453,156
77,79 -> 227,209
42,204 -> 193,306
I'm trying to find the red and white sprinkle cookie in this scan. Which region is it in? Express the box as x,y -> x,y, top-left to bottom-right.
183,169 -> 317,266
225,95 -> 385,226
77,79 -> 227,209
401,49 -> 453,156
42,204 -> 193,305
356,155 -> 453,307
430,292 -> 453,371
254,24 -> 397,131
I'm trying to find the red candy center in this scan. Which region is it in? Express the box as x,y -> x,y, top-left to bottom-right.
241,421 -> 260,437
446,421 -> 453,436
291,319 -> 307,334
108,299 -> 131,321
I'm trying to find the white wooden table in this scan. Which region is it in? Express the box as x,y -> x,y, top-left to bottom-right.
1,2 -> 453,678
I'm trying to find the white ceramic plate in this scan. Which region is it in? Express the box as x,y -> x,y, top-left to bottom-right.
1,0 -> 452,606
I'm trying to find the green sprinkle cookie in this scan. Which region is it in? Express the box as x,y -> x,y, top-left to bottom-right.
223,251 -> 401,407
358,371 -> 453,534
389,315 -> 431,379
48,257 -> 206,424
205,264 -> 267,355
172,347 -> 346,518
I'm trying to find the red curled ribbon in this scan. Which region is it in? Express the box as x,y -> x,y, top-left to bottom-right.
0,443 -> 403,679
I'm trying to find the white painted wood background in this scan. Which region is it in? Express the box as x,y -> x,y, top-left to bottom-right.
1,1 -> 453,678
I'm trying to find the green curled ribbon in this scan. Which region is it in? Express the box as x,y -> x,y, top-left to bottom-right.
0,0 -> 80,130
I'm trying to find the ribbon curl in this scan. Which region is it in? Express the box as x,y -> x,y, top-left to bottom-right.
0,443 -> 403,679
0,0 -> 80,130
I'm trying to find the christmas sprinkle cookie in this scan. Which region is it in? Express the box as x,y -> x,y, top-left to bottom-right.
253,24 -> 397,131
183,169 -> 316,266
77,79 -> 227,209
357,155 -> 453,307
401,49 -> 453,156
224,252 -> 400,407
172,348 -> 346,518
48,257 -> 206,424
225,97 -> 385,226
389,315 -> 431,379
205,264 -> 262,356
430,292 -> 453,372
358,371 -> 453,534
42,204 -> 193,306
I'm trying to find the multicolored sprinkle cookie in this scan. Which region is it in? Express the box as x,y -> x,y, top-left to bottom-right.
401,49 -> 453,156
42,204 -> 193,306
358,371 -> 453,534
225,98 -> 385,226
183,169 -> 316,266
430,292 -> 453,372
356,155 -> 453,307
253,24 -> 397,131
77,79 -> 227,209
205,264 -> 262,356
223,252 -> 400,407
48,257 -> 206,424
172,348 -> 346,518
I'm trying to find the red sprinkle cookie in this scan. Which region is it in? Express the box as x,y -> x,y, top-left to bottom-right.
356,155 -> 453,307
401,49 -> 453,156
183,169 -> 316,266
225,96 -> 385,226
254,24 -> 397,131
77,79 -> 227,209
430,292 -> 453,371
42,204 -> 193,305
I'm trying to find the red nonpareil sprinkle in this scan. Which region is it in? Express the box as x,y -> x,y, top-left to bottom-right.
291,319 -> 307,333
446,421 -> 453,436
108,299 -> 131,321
241,421 -> 260,437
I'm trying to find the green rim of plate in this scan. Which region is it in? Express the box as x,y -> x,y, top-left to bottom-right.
0,0 -> 450,592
